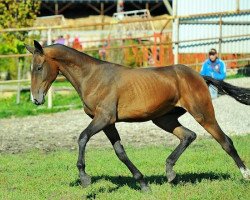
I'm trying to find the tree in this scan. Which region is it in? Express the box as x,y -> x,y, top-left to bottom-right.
0,0 -> 41,79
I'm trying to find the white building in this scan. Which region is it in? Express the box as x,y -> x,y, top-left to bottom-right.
173,0 -> 250,54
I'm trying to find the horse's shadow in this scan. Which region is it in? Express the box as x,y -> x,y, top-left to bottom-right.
171,172 -> 230,185
70,171 -> 231,197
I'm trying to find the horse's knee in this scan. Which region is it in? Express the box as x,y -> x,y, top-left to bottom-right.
185,130 -> 197,143
174,127 -> 197,143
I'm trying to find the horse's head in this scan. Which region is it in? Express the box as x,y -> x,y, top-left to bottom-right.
25,40 -> 59,105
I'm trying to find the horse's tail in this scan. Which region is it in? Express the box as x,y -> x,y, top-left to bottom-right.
203,76 -> 250,105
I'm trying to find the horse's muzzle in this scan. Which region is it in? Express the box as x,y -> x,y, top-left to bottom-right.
32,94 -> 45,105
34,99 -> 44,105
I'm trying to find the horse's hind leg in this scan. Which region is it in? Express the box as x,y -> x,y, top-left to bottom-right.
183,95 -> 250,180
152,108 -> 197,182
202,119 -> 250,179
103,124 -> 149,191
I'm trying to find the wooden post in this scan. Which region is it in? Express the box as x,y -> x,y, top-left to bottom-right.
163,0 -> 173,15
236,0 -> 240,13
218,16 -> 222,58
101,2 -> 104,15
173,0 -> 179,64
101,2 -> 104,30
174,18 -> 179,65
16,58 -> 21,104
117,0 -> 124,12
55,3 -> 59,15
195,58 -> 199,71
47,28 -> 53,109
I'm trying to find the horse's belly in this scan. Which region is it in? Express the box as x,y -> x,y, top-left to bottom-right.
117,96 -> 176,122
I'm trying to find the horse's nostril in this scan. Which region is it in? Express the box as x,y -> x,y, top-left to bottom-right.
34,99 -> 39,105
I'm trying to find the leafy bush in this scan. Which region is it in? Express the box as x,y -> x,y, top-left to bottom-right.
0,0 -> 40,79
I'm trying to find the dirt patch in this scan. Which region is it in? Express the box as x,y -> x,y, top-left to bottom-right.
0,109 -> 180,153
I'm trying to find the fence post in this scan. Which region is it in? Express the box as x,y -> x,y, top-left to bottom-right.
218,16 -> 222,58
236,0 -> 240,13
174,18 -> 179,65
195,58 -> 199,71
173,0 -> 179,65
16,57 -> 21,104
47,28 -> 53,109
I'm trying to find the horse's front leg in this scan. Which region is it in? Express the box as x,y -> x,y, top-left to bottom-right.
77,111 -> 113,187
103,124 -> 149,191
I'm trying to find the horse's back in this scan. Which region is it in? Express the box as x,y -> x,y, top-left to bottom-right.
116,64 -> 210,122
172,64 -> 209,96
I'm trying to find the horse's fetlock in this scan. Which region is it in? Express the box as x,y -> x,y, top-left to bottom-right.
186,131 -> 197,142
166,158 -> 175,166
117,151 -> 127,161
76,162 -> 85,170
225,136 -> 234,146
134,173 -> 143,181
222,142 -> 234,153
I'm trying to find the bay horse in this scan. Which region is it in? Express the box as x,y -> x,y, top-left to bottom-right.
25,40 -> 250,191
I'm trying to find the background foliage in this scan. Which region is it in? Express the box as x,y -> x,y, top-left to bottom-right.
0,0 -> 40,79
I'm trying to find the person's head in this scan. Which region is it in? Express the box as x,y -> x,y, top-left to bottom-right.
208,48 -> 218,62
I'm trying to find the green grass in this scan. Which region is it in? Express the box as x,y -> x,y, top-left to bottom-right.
226,74 -> 247,79
52,81 -> 73,87
0,91 -> 82,119
0,135 -> 250,200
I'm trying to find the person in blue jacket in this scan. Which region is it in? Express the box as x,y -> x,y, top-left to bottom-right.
200,48 -> 227,98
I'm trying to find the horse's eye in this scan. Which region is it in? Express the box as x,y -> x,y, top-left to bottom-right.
37,65 -> 43,71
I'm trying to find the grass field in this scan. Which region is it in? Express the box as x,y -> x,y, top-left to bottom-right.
0,91 -> 81,119
0,135 -> 249,200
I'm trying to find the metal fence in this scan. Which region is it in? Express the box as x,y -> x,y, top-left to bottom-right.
1,9 -> 250,108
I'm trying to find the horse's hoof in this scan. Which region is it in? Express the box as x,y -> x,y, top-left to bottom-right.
241,168 -> 250,180
141,185 -> 151,193
139,180 -> 151,192
167,170 -> 176,183
80,174 -> 92,187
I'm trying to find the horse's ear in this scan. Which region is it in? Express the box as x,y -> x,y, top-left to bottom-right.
25,44 -> 35,54
34,40 -> 44,54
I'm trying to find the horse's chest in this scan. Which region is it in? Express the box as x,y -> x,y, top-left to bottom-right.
82,98 -> 98,114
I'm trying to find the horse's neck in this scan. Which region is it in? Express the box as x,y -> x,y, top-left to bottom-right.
55,50 -> 101,96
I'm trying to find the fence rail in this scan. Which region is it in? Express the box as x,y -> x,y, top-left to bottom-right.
1,9 -> 250,108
